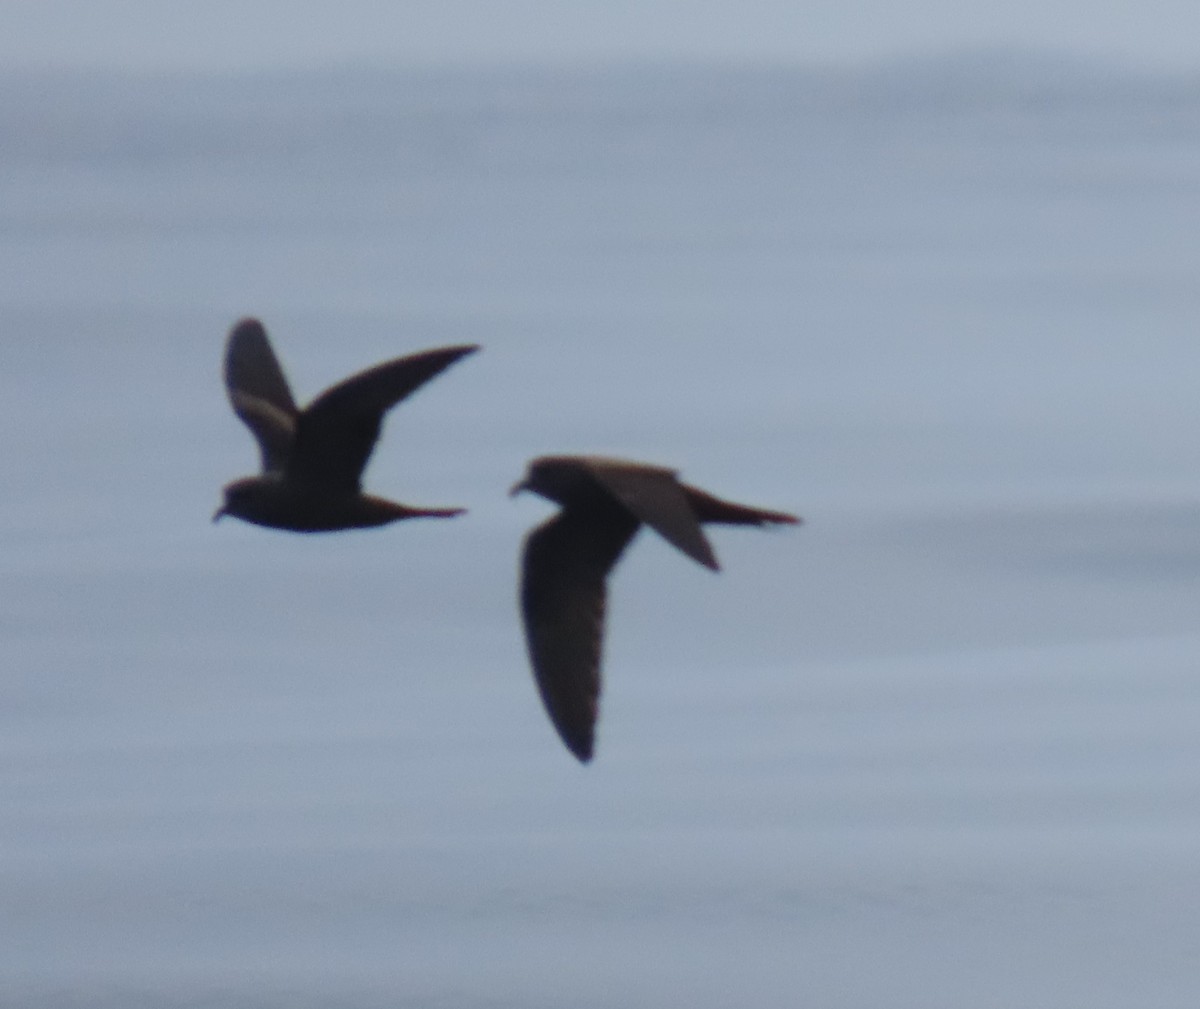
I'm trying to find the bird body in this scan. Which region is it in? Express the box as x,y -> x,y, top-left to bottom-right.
512,454 -> 800,762
218,474 -> 463,532
215,318 -> 476,531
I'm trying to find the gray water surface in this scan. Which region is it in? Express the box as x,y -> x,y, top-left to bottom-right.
2,57 -> 1199,1007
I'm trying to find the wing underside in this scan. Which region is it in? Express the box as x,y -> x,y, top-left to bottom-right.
519,504 -> 639,762
223,319 -> 298,473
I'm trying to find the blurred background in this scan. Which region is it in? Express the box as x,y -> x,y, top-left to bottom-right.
2,4 -> 1200,1007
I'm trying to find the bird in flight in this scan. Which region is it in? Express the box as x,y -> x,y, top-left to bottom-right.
511,455 -> 800,762
214,317 -> 478,532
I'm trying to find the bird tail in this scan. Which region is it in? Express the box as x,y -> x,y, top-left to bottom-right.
358,496 -> 467,524
396,505 -> 467,520
681,484 -> 801,527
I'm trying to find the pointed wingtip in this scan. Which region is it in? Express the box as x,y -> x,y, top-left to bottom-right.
230,316 -> 266,337
687,537 -> 722,573
561,727 -> 595,763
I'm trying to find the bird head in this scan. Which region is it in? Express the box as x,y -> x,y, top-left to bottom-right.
213,476 -> 264,523
509,456 -> 591,506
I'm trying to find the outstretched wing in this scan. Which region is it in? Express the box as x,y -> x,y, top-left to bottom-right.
582,458 -> 720,571
290,344 -> 478,491
223,318 -> 298,474
519,503 -> 640,762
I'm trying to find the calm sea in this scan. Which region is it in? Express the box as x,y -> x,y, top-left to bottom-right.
2,55 -> 1199,1007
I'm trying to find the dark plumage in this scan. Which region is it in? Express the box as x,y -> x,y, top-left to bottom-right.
214,318 -> 477,531
511,455 -> 800,762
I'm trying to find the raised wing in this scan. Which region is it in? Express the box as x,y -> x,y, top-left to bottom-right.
519,503 -> 640,762
290,344 -> 478,491
223,318 -> 298,473
582,458 -> 720,571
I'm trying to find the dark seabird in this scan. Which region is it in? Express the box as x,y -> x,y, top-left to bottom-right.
511,455 -> 800,762
214,317 -> 477,531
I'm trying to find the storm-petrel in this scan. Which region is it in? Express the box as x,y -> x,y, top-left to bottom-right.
511,455 -> 800,762
214,317 -> 477,531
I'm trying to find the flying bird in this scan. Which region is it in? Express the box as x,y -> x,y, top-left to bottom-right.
214,317 -> 477,531
511,455 -> 800,762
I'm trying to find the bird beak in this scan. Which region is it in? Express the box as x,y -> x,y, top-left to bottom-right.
212,504 -> 226,523
508,479 -> 527,498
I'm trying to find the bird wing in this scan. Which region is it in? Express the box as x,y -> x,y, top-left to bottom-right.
223,318 -> 298,473
519,503 -> 640,762
582,458 -> 720,571
290,344 -> 478,491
